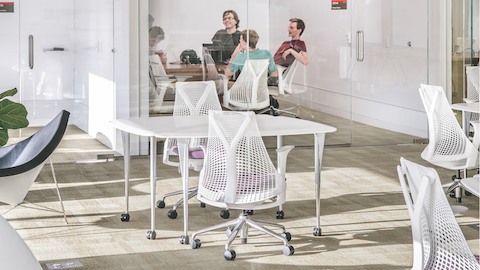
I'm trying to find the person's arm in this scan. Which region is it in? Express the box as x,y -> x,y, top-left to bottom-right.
224,44 -> 243,78
282,48 -> 308,65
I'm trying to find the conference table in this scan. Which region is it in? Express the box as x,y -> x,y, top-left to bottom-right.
451,102 -> 479,135
112,114 -> 336,243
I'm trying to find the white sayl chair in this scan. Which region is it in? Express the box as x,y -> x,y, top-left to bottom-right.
267,60 -> 305,118
464,66 -> 479,139
157,81 -> 222,219
0,110 -> 69,224
201,47 -> 227,95
418,84 -> 479,203
149,54 -> 177,114
222,59 -> 271,111
190,111 -> 295,260
0,216 -> 42,269
397,157 -> 479,270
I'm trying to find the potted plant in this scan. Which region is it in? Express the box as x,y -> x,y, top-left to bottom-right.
0,88 -> 29,146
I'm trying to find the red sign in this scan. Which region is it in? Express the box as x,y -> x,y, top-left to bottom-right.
0,2 -> 14,13
332,0 -> 347,10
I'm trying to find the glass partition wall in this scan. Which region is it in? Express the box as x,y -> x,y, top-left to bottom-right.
148,0 -> 445,148
451,0 -> 479,105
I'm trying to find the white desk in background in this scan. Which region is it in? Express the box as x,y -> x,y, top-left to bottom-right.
451,102 -> 479,135
112,115 -> 336,243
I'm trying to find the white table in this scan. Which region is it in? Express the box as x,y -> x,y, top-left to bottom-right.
112,115 -> 336,243
451,102 -> 479,135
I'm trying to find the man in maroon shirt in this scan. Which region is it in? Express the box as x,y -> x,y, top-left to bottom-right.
274,18 -> 309,67
269,18 -> 308,86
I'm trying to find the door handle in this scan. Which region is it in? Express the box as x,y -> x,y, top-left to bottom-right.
356,31 -> 364,62
28,35 -> 34,69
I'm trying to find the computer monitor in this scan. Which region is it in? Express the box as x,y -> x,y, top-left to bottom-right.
203,43 -> 224,64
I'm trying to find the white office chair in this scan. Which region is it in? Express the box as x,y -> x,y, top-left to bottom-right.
157,81 -> 222,219
419,84 -> 479,203
190,111 -> 295,260
222,59 -> 271,111
0,215 -> 42,269
464,66 -> 479,140
201,47 -> 227,95
397,157 -> 479,270
149,54 -> 176,114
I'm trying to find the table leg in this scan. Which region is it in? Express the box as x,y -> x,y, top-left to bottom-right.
177,138 -> 190,244
462,111 -> 469,135
313,133 -> 326,236
276,135 -> 285,219
120,131 -> 130,222
147,136 -> 157,240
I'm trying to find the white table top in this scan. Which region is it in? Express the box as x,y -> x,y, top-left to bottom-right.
451,102 -> 480,114
112,114 -> 337,138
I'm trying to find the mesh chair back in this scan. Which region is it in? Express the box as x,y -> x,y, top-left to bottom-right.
465,66 -> 479,102
277,60 -> 302,95
163,81 -> 222,168
198,111 -> 284,206
226,59 -> 270,110
201,48 -> 225,94
419,84 -> 479,169
397,158 -> 479,269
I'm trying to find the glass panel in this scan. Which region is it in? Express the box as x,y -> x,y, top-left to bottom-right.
451,0 -> 479,105
148,0 -> 435,147
269,0 -> 352,146
19,0 -> 75,125
350,0 -> 428,145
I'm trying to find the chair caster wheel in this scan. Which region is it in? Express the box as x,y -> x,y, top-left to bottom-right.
282,232 -> 292,241
120,213 -> 130,222
224,250 -> 236,261
245,210 -> 254,215
168,210 -> 178,219
156,200 -> 166,208
313,227 -> 321,236
449,191 -> 456,198
465,191 -> 472,196
276,210 -> 284,219
283,245 -> 295,256
179,235 -> 189,245
146,230 -> 156,240
191,239 -> 201,249
220,209 -> 230,219
200,202 -> 206,208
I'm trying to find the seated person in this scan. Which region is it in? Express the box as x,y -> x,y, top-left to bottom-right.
149,26 -> 167,64
269,18 -> 309,86
225,29 -> 278,79
211,10 -> 241,63
274,18 -> 309,67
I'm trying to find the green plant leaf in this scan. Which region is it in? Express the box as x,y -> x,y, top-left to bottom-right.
0,129 -> 8,146
0,99 -> 29,129
0,88 -> 18,100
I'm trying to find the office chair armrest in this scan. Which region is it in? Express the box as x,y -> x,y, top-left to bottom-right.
276,145 -> 295,177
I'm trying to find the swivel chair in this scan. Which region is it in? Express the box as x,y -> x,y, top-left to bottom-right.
157,81 -> 222,219
397,157 -> 479,270
222,59 -> 271,112
190,111 -> 295,260
418,84 -> 479,203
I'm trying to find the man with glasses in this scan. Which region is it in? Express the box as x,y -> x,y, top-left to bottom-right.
211,10 -> 242,63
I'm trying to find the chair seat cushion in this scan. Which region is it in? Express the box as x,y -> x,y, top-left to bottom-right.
171,146 -> 204,159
